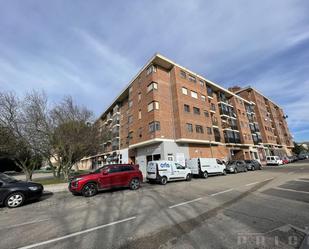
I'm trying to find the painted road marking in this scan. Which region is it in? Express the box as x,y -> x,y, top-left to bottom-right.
210,188 -> 234,196
246,181 -> 260,186
169,198 -> 203,209
2,219 -> 50,230
263,177 -> 274,181
275,187 -> 309,195
18,216 -> 136,249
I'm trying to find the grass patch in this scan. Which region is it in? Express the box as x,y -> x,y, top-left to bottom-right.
36,178 -> 67,185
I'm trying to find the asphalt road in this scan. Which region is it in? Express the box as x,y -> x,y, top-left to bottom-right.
1,160 -> 309,249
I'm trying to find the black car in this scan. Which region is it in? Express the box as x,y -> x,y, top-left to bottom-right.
0,173 -> 43,208
244,160 -> 262,171
225,160 -> 248,173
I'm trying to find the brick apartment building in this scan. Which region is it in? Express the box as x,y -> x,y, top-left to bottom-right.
77,54 -> 294,176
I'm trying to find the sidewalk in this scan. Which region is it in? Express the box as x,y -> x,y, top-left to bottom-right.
43,183 -> 68,193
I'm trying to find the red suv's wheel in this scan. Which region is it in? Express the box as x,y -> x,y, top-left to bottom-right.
82,183 -> 98,197
129,178 -> 140,190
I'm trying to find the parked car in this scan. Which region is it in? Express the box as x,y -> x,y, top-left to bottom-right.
281,157 -> 289,164
69,164 -> 143,197
298,154 -> 307,160
146,161 -> 192,185
266,156 -> 283,166
244,160 -> 262,171
225,160 -> 248,173
186,158 -> 226,178
0,173 -> 43,208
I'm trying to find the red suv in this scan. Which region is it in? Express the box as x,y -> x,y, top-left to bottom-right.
69,164 -> 143,197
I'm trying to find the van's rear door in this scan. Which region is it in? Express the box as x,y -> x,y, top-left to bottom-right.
147,161 -> 157,179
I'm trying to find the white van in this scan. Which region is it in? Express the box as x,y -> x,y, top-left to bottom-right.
186,158 -> 226,178
266,156 -> 283,166
146,161 -> 192,185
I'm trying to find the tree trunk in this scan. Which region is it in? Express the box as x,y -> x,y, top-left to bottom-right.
25,170 -> 32,181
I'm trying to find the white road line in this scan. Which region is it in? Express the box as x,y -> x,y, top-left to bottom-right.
245,181 -> 259,186
263,177 -> 274,182
275,187 -> 309,195
169,198 -> 203,209
2,218 -> 50,230
210,188 -> 233,196
18,216 -> 136,249
300,168 -> 304,170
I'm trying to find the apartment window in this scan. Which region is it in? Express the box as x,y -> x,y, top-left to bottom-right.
188,75 -> 196,82
199,80 -> 205,87
138,110 -> 142,120
128,115 -> 133,124
204,110 -> 209,117
148,101 -> 159,112
186,123 -> 193,132
201,95 -> 206,101
182,87 -> 188,95
147,82 -> 158,92
149,121 -> 160,132
180,70 -> 186,79
196,125 -> 204,133
193,107 -> 200,115
191,91 -> 198,99
207,127 -> 212,135
128,100 -> 133,108
128,131 -> 133,140
210,103 -> 216,111
184,104 -> 190,113
138,92 -> 141,102
146,65 -> 156,75
207,87 -> 213,97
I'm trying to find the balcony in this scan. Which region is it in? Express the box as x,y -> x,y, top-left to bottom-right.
224,130 -> 241,144
212,119 -> 219,126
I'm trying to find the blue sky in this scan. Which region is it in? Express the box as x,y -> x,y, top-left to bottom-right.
0,0 -> 309,142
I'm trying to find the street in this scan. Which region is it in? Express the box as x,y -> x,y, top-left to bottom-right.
1,160 -> 309,249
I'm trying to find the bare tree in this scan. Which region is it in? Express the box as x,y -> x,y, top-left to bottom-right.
0,91 -> 46,180
50,96 -> 102,180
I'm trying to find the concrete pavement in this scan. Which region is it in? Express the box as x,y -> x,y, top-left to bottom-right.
1,160 -> 309,249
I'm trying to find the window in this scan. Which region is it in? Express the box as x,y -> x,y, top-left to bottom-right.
191,91 -> 198,99
199,80 -> 205,87
128,131 -> 133,140
182,87 -> 188,95
148,101 -> 159,112
193,107 -> 200,115
149,121 -> 160,132
138,92 -> 141,102
147,82 -> 158,92
204,110 -> 209,117
128,100 -> 133,108
138,127 -> 142,138
109,165 -> 122,173
180,70 -> 186,79
207,87 -> 213,97
211,103 -> 216,111
138,110 -> 142,119
146,65 -> 156,75
201,95 -> 206,101
121,165 -> 134,172
186,123 -> 193,132
207,127 -> 212,135
175,163 -> 185,169
188,75 -> 196,82
128,115 -> 133,124
184,104 -> 190,113
196,125 -> 204,133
